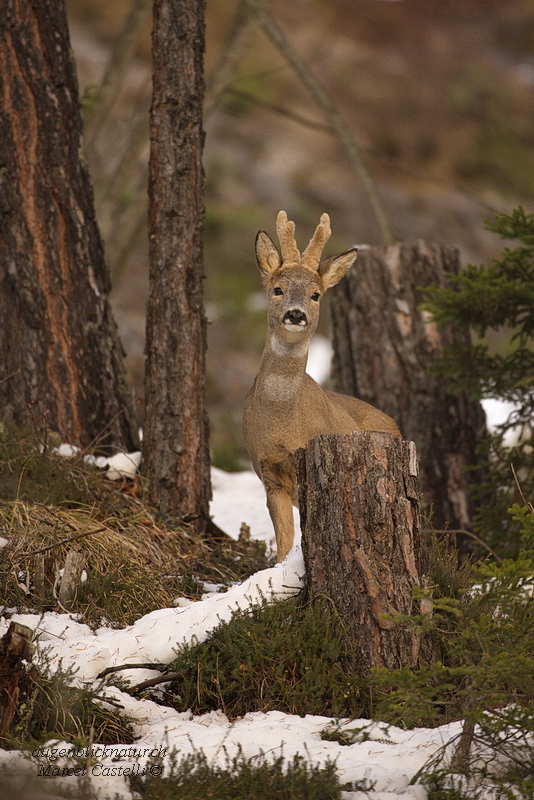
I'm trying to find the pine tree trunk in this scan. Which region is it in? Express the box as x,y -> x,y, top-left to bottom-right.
329,242 -> 488,548
143,0 -> 211,530
295,431 -> 423,672
0,0 -> 139,452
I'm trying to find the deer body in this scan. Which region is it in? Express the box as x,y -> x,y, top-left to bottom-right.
244,211 -> 401,562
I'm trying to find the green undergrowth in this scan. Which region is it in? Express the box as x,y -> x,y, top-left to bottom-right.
423,207 -> 534,556
420,701 -> 534,800
397,504 -> 534,799
151,511 -> 534,736
0,426 -> 107,508
160,593 -> 368,720
143,505 -> 534,799
130,747 -> 364,800
150,529 -> 474,722
2,425 -> 534,799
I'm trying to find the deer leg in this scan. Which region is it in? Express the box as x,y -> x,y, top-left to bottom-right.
266,488 -> 295,562
260,457 -> 296,562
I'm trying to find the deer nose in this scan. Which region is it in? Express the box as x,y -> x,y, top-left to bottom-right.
283,308 -> 307,327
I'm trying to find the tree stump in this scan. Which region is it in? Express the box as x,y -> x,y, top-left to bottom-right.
295,431 -> 423,673
33,554 -> 45,601
58,549 -> 86,606
0,622 -> 34,739
328,241 -> 488,550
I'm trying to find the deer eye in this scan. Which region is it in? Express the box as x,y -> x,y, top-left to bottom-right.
273,287 -> 283,296
311,292 -> 320,301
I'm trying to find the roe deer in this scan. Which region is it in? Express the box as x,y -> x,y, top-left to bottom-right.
243,211 -> 401,562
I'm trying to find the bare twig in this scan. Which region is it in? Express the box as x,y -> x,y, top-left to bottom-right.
92,694 -> 126,708
97,663 -> 165,679
82,394 -> 141,454
205,0 -> 257,119
106,165 -> 149,283
97,662 -> 186,693
220,89 -> 498,212
0,370 -> 20,385
243,0 -> 395,245
36,503 -> 78,533
21,526 -> 108,558
84,0 -> 152,149
95,105 -> 149,218
225,88 -> 331,132
426,528 -> 503,564
511,463 -> 534,513
131,670 -> 187,692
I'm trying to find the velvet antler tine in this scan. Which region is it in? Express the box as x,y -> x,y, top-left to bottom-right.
302,213 -> 331,270
276,210 -> 301,264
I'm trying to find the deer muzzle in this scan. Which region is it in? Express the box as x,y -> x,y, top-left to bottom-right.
283,308 -> 308,330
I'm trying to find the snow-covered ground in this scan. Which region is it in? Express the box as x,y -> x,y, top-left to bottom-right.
0,464 -> 466,800
2,392 -> 513,798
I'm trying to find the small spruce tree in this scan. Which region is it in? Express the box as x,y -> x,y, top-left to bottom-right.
424,207 -> 534,554
372,501 -> 534,797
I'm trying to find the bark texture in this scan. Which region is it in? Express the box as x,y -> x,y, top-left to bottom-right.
295,431 -> 423,672
0,622 -> 34,739
329,241 -> 488,540
58,549 -> 87,606
0,0 -> 139,452
143,0 -> 211,529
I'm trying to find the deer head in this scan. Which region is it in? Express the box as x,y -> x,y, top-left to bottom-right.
255,211 -> 358,344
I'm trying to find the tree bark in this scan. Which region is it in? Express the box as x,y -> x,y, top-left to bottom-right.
295,431 -> 423,673
0,622 -> 34,739
0,0 -> 139,452
329,242 -> 488,546
143,0 -> 211,530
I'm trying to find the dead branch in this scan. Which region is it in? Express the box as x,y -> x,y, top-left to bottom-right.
511,463 -> 534,513
131,670 -> 187,692
243,0 -> 395,245
225,88 -> 331,132
205,0 -> 257,119
84,0 -> 152,149
427,529 -> 503,564
97,662 -> 165,679
22,526 -> 108,558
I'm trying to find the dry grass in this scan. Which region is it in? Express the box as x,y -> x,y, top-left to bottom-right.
8,658 -> 136,747
0,429 -> 272,755
0,496 -> 270,627
0,432 -> 271,628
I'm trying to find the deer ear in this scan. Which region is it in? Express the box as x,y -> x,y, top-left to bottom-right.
255,231 -> 282,280
318,247 -> 358,289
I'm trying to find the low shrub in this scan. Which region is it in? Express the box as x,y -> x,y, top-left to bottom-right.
5,657 -> 134,751
130,748 -> 344,800
159,594 -> 368,720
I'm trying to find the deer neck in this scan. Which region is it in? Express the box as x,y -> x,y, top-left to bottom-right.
256,332 -> 310,403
